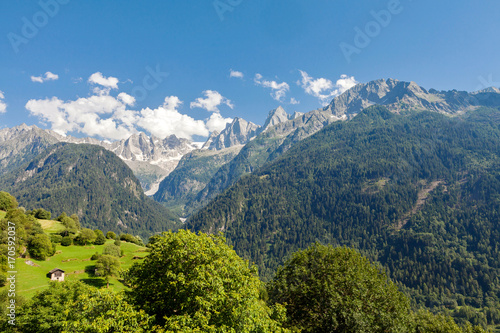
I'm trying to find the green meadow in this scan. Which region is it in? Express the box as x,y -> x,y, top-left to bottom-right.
1,212 -> 149,299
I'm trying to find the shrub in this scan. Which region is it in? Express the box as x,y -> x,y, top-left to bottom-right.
28,234 -> 56,260
31,208 -> 51,220
103,244 -> 121,257
0,191 -> 18,211
94,233 -> 106,245
90,252 -> 100,261
50,234 -> 63,244
106,231 -> 117,240
61,236 -> 72,246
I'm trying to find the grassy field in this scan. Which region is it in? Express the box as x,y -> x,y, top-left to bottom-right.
0,211 -> 149,298
38,219 -> 66,234
11,239 -> 148,298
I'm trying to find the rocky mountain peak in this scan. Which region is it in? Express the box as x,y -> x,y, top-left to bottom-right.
261,106 -> 290,132
202,130 -> 220,149
472,86 -> 500,94
207,117 -> 261,150
322,78 -> 498,118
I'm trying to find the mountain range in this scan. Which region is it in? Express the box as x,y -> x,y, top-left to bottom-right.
0,142 -> 180,239
1,77 -> 500,325
188,104 -> 500,321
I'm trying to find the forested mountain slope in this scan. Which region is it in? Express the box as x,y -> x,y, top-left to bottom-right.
0,142 -> 180,239
188,106 -> 500,323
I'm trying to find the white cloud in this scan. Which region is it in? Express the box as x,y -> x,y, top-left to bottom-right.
26,87 -> 222,141
88,72 -> 119,89
190,90 -> 234,112
230,69 -> 244,79
137,96 -> 209,139
290,97 -> 300,105
254,73 -> 290,102
31,71 -> 59,83
0,91 -> 6,114
298,70 -> 358,106
117,92 -> 136,106
26,92 -> 134,140
206,112 -> 233,132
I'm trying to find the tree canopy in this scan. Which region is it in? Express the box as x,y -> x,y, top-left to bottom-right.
125,229 -> 288,332
268,244 -> 413,333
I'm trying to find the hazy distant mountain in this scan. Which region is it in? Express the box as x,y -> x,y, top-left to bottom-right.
206,117 -> 260,150
153,146 -> 243,216
0,125 -> 201,194
0,142 -> 180,238
52,131 -> 201,194
322,78 -> 500,117
0,124 -> 59,176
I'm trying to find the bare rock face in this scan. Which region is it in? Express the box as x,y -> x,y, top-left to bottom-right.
208,118 -> 261,150
0,124 -> 59,175
261,106 -> 290,132
322,78 -> 500,118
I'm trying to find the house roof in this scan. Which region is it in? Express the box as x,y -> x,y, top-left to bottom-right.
49,268 -> 65,274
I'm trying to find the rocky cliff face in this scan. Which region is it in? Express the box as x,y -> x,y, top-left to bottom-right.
0,124 -> 59,175
207,117 -> 260,150
322,78 -> 500,117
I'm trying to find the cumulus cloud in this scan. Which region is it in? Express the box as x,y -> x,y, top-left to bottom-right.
290,97 -> 300,105
26,92 -> 134,140
206,112 -> 233,132
190,90 -> 234,112
230,70 -> 244,79
254,74 -> 290,102
136,96 -> 209,139
26,79 -> 231,141
88,72 -> 119,89
31,71 -> 59,83
0,91 -> 6,113
117,92 -> 136,106
298,70 -> 358,106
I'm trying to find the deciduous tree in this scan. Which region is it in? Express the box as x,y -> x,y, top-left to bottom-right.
268,244 -> 413,333
125,230 -> 288,331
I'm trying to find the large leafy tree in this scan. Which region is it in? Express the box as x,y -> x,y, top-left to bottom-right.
28,234 -> 56,260
11,281 -> 151,333
76,228 -> 97,245
95,255 -> 121,288
125,230 -> 288,332
0,191 -> 17,211
268,244 -> 413,333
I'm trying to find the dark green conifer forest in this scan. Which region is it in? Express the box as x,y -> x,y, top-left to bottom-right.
189,106 -> 500,327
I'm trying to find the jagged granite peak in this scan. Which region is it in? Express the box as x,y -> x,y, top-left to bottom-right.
292,111 -> 304,119
472,86 -> 500,94
0,124 -> 59,175
0,125 -> 200,194
322,78 -> 500,117
202,130 -> 220,149
261,106 -> 290,132
208,117 -> 261,150
109,132 -> 195,163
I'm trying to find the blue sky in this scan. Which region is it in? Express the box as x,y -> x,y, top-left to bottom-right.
0,0 -> 499,141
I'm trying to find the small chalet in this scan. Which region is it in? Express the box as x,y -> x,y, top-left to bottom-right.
49,268 -> 65,281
